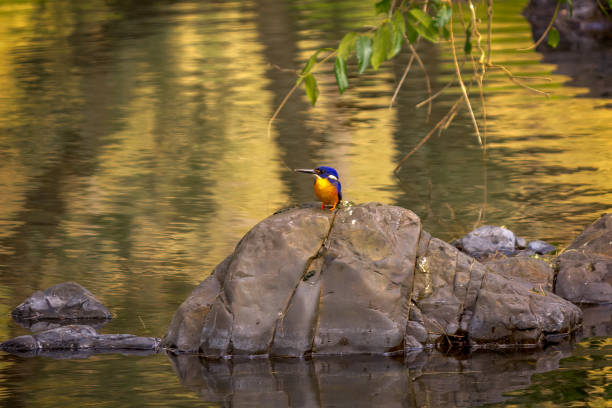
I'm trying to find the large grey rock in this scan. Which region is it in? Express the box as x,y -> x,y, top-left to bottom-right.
0,325 -> 161,354
11,282 -> 113,321
163,203 -> 582,357
452,225 -> 517,258
556,213 -> 612,304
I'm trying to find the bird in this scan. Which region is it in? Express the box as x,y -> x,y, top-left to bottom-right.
295,166 -> 342,210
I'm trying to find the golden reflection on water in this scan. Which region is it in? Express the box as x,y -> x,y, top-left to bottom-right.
0,1 -> 610,406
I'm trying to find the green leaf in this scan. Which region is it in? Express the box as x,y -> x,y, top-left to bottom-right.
407,8 -> 439,43
389,29 -> 403,59
371,22 -> 393,70
433,4 -> 452,33
405,21 -> 418,44
337,32 -> 358,60
392,10 -> 406,36
547,27 -> 560,48
375,0 -> 392,15
464,24 -> 473,54
299,48 -> 334,77
301,52 -> 319,76
303,74 -> 319,105
334,56 -> 349,94
355,36 -> 373,74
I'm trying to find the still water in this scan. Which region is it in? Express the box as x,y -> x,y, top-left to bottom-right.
0,0 -> 610,406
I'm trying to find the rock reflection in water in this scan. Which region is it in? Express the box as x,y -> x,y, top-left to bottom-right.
168,346 -> 574,407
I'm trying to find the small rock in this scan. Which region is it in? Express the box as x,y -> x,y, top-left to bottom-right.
516,237 -> 527,249
527,240 -> 556,254
453,225 -> 517,258
11,282 -> 112,321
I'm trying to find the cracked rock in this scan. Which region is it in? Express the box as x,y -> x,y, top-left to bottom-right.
163,203 -> 582,357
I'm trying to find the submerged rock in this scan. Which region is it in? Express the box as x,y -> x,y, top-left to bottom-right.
555,213 -> 612,304
0,325 -> 161,354
11,282 -> 112,321
164,203 -> 581,357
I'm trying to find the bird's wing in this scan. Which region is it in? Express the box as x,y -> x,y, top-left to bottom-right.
332,179 -> 342,201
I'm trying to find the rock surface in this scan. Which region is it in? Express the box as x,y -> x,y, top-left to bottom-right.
0,325 -> 161,354
483,257 -> 555,292
11,282 -> 113,321
555,213 -> 612,304
527,240 -> 556,255
452,225 -> 517,258
164,203 -> 582,357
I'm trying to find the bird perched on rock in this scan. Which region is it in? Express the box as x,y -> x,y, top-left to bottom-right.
295,166 -> 342,210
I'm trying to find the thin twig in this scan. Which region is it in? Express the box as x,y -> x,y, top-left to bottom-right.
468,0 -> 487,149
488,64 -> 551,96
390,54 -> 415,110
267,63 -> 299,73
487,0 -> 493,65
394,94 -> 465,172
267,49 -> 337,139
267,80 -> 300,139
449,12 -> 482,145
519,0 -> 562,51
408,42 -> 432,121
415,78 -> 454,108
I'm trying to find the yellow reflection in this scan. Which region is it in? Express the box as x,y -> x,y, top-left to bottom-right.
56,1 -> 286,286
293,48 -> 400,204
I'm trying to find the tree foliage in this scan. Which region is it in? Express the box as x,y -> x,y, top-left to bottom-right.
269,0 -> 574,170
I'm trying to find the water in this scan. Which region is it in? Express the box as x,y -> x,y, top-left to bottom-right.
0,0 -> 610,406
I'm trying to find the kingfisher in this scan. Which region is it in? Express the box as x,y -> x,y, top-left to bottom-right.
295,166 -> 342,210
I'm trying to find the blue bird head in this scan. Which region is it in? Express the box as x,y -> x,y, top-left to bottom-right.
295,166 -> 340,181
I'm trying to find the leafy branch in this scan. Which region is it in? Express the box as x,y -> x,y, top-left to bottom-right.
268,0 -> 564,170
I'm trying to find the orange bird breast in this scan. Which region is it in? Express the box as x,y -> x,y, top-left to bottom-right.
314,177 -> 339,207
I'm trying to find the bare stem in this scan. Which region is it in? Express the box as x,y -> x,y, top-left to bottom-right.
394,94 -> 465,173
408,42 -> 433,121
449,12 -> 482,145
519,0 -> 562,51
267,80 -> 300,139
488,64 -> 551,96
390,54 -> 415,110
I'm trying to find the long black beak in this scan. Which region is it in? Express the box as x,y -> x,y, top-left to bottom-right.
294,168 -> 316,174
